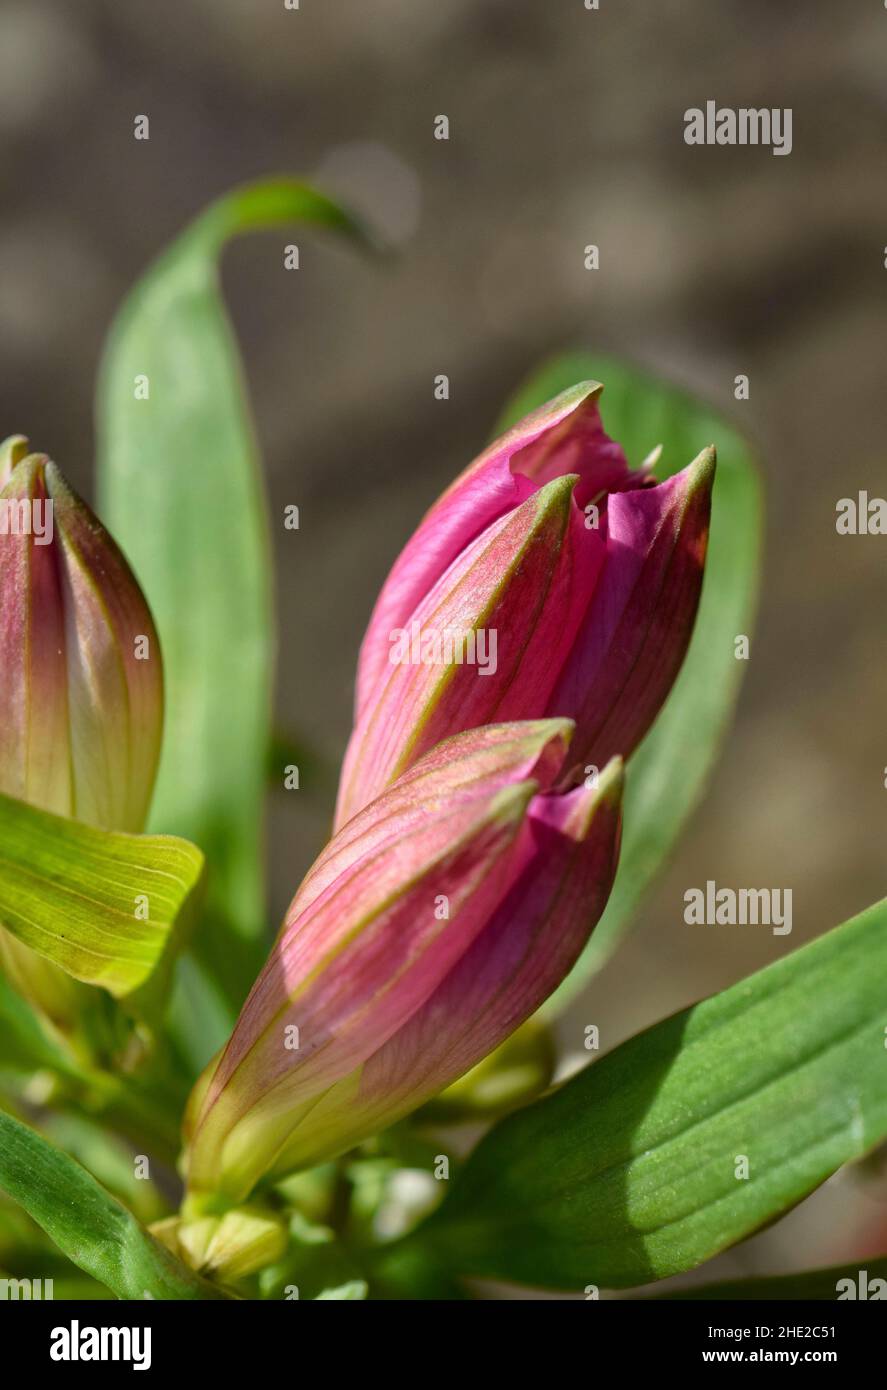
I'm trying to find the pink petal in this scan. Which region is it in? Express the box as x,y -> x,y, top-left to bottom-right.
336,474 -> 600,827
0,458 -> 71,814
306,718 -> 572,918
354,382 -> 636,718
260,760 -> 624,1173
46,463 -> 164,832
187,757 -> 546,1198
547,448 -> 715,774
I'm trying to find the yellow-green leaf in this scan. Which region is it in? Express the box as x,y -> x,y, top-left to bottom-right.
0,792 -> 204,1018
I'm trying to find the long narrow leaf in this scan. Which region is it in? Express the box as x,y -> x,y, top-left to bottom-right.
96,178 -> 372,1023
0,1110 -> 226,1299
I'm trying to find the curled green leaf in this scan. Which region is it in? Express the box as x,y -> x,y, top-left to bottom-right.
0,792 -> 204,1023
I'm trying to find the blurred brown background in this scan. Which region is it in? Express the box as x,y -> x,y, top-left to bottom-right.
1,0 -> 885,1293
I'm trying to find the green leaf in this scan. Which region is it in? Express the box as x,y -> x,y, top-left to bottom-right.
41,1113 -> 168,1225
0,974 -> 83,1078
257,1221 -> 364,1302
496,354 -> 762,1007
0,792 -> 204,1019
0,1109 -> 227,1299
0,1192 -> 121,1299
96,177 -> 373,1014
420,898 -> 887,1290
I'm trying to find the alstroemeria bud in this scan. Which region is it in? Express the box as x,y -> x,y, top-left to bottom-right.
184,720 -> 622,1206
152,1206 -> 288,1283
335,383 -> 714,827
0,440 -> 163,1033
0,442 -> 163,832
0,435 -> 29,490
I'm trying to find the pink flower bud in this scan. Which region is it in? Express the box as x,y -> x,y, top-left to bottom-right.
335,383 -> 713,827
184,720 -> 622,1204
0,441 -> 163,1035
0,442 -> 163,832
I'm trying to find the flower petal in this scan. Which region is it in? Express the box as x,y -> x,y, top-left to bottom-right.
186,774 -> 537,1201
354,382 -> 636,717
336,474 -> 598,826
547,447 -> 715,774
259,759 -> 624,1174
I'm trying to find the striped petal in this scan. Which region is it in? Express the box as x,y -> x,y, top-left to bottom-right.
336,474 -> 600,827
0,451 -> 163,832
547,448 -> 715,776
354,382 -> 636,718
262,759 -> 624,1175
184,721 -> 618,1205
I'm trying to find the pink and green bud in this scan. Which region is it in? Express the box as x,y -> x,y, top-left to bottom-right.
0,439 -> 163,1033
0,440 -> 163,833
335,383 -> 714,827
184,720 -> 623,1205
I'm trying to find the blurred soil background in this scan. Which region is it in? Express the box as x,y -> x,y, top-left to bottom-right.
1,0 -> 885,1293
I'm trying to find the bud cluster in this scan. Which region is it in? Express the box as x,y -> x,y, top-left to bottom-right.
181,383 -> 715,1205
